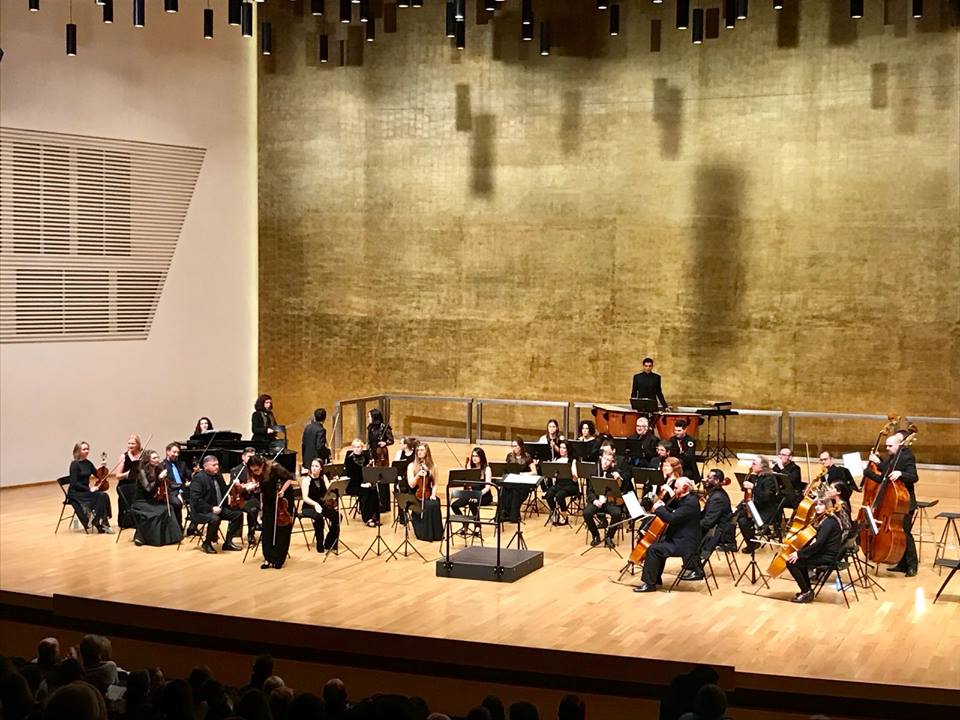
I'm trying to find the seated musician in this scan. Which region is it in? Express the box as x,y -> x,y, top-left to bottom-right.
577,420 -> 599,461
131,450 -> 182,547
785,497 -> 847,603
543,440 -> 580,526
683,469 -> 735,580
630,356 -> 668,410
666,419 -> 700,483
864,431 -> 919,576
773,447 -> 803,508
736,456 -> 782,553
653,442 -> 670,473
162,443 -> 190,515
627,416 -> 659,468
192,416 -> 214,437
301,459 -> 341,552
251,394 -> 278,444
819,451 -> 857,515
538,418 -> 565,461
230,446 -> 260,544
189,455 -> 243,554
344,438 -> 380,527
498,437 -> 537,524
584,449 -> 631,548
407,442 -> 444,542
634,477 -> 702,593
67,442 -> 113,533
451,447 -> 495,522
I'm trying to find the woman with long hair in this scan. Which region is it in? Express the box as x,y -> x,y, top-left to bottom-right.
251,395 -> 277,444
130,449 -> 182,546
407,442 -> 443,541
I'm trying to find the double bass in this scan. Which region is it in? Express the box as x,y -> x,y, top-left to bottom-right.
857,427 -> 916,564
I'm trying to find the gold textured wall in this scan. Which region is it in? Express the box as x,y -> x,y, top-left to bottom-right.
258,1 -> 960,456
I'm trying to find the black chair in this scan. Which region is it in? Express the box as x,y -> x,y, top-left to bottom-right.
667,535 -> 715,596
933,558 -> 959,604
114,484 -> 141,544
55,476 -> 87,535
812,541 -> 860,609
294,488 -> 321,552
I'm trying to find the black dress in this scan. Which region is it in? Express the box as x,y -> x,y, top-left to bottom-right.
259,463 -> 295,568
345,449 -> 379,524
131,467 -> 182,546
300,474 -> 340,551
117,453 -> 141,528
497,453 -> 534,523
410,469 -> 443,542
67,459 -> 112,530
367,422 -> 395,511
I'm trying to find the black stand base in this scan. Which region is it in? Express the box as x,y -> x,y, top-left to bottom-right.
506,521 -> 527,550
436,546 -> 543,583
323,539 -> 360,563
735,548 -> 771,589
361,524 -> 394,560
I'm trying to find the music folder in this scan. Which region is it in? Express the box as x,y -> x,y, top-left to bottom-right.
502,473 -> 540,486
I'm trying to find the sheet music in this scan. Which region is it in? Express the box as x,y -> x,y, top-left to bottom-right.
863,506 -> 879,535
502,473 -> 540,486
842,452 -> 865,479
748,499 -> 764,527
622,491 -> 644,520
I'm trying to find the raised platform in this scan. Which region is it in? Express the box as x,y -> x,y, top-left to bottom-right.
436,546 -> 544,582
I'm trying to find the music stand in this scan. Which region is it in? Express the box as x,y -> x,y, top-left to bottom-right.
630,397 -> 659,414
502,473 -> 539,550
524,442 -> 553,462
390,460 -> 413,530
321,479 -> 360,562
856,506 -> 886,592
631,467 -> 661,495
489,461 -> 526,478
566,440 -> 595,461
540,462 -> 573,527
581,476 -> 628,558
572,461 -> 598,535
387,492 -> 427,563
360,467 -> 397,560
613,491 -> 650,579
447,468 -> 483,538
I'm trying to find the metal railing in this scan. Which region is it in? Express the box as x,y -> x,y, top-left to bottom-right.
334,394 -> 473,450
476,398 -> 570,446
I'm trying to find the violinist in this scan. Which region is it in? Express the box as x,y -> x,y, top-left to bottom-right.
367,408 -> 395,466
538,418 -> 565,460
450,447 -> 495,522
864,432 -> 919,576
115,434 -> 144,529
229,447 -> 260,544
248,454 -> 295,569
407,442 -> 444,542
627,417 -> 659,468
584,449 -> 631,548
818,451 -> 857,515
251,394 -> 278,444
633,477 -> 701,593
683,469 -> 735,580
130,450 -> 182,547
736,456 -> 782,553
497,437 -> 538,524
785,497 -> 846,603
665,420 -> 700,483
344,438 -> 380,527
300,458 -> 340,552
543,440 -> 580,526
67,442 -> 113,533
773,448 -> 803,508
189,455 -> 243,554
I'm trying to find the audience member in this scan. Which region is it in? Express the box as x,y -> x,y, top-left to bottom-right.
466,707 -> 494,720
287,691 -> 324,720
263,673 -> 286,696
245,654 -> 274,693
34,637 -> 61,677
236,687 -> 273,720
324,677 -> 350,718
557,694 -> 585,720
660,665 -> 720,720
482,695 -> 506,720
271,685 -> 295,719
42,680 -> 108,720
158,678 -> 194,720
509,700 -> 540,720
678,683 -> 727,720
77,635 -> 119,693
0,668 -> 36,720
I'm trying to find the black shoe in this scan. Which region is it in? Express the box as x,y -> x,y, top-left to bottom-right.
886,565 -> 907,573
741,546 -> 755,555
201,542 -> 217,554
680,570 -> 704,581
590,536 -> 602,547
905,569 -> 917,577
222,542 -> 241,552
719,544 -> 738,552
633,583 -> 658,593
260,562 -> 273,570
791,590 -> 814,604
185,527 -> 197,537
134,537 -> 144,547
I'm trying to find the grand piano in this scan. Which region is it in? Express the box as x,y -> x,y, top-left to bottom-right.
178,431 -> 298,475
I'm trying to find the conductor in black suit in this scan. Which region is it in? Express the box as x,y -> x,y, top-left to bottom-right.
189,455 -> 243,554
630,357 -> 668,409
634,478 -> 702,592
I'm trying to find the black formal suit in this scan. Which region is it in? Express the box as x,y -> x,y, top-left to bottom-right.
626,431 -> 659,467
786,514 -> 844,593
189,470 -> 242,545
774,461 -> 803,509
863,447 -> 919,572
630,371 -> 667,408
825,464 -> 857,515
665,434 -> 701,483
736,472 -> 782,546
699,487 -> 734,559
301,421 -> 330,467
583,460 -> 632,543
641,494 -> 702,586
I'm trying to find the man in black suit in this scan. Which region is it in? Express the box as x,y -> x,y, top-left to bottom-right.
682,468 -> 735,580
818,451 -> 858,514
634,477 -> 702,592
301,407 -> 330,469
630,357 -> 667,409
665,419 -> 701,483
189,455 -> 243,554
626,416 -> 659,468
162,443 -> 190,527
864,431 -> 919,576
736,456 -> 783,552
773,447 -> 803,509
583,450 -> 632,549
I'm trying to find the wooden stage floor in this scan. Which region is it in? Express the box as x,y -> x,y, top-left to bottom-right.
2,447 -> 958,717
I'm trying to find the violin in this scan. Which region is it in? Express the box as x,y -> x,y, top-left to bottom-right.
90,451 -> 111,492
414,465 -> 434,501
276,477 -> 294,527
228,470 -> 259,509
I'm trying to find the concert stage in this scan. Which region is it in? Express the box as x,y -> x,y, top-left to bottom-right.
1,453 -> 958,719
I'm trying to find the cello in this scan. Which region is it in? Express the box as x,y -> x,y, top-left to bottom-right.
857,427 -> 916,564
627,483 -> 675,565
767,498 -> 839,578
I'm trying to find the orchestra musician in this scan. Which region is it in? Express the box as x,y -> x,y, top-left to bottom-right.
584,449 -> 632,548
130,450 -> 182,547
627,416 -> 659,468
67,442 -> 113,533
497,437 -> 538,524
230,447 -> 260,545
394,437 -> 418,464
251,394 -> 278,444
538,418 -> 565,461
665,420 -> 700,483
248,454 -> 295,569
407,442 -> 444,542
630,356 -> 668,409
344,439 -> 380,527
785,497 -> 847,603
773,448 -> 803,508
864,431 -> 919,576
301,408 -> 331,468
116,434 -> 144,529
633,477 -> 702,593
189,455 -> 243,554
543,440 -> 580,526
300,459 -> 340,552
736,456 -> 782,553
367,409 -> 394,512
818,451 -> 857,515
450,447 -> 495,523
683,468 -> 735,580
577,420 -> 600,461
192,417 -> 214,437
162,443 -> 190,518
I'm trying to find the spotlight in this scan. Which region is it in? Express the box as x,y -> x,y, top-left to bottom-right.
165,0 -> 178,13
360,0 -> 369,22
340,0 -> 351,23
723,0 -> 736,28
455,19 -> 465,49
677,0 -> 689,29
242,1 -> 253,36
413,0 -> 423,7
692,7 -> 703,43
773,0 -> 782,10
134,0 -> 145,27
261,21 -> 271,54
29,0 -> 39,11
445,1 -> 455,37
366,19 -> 375,41
311,0 -> 324,15
609,4 -> 620,35
319,33 -> 329,62
912,0 -> 923,17
228,0 -> 241,25
521,21 -> 533,40
455,0 -> 465,21
485,0 -> 496,11
521,0 -> 532,25
597,0 -> 608,9
737,0 -> 748,20
103,0 -> 114,24
539,20 -> 550,55
203,7 -> 213,38
66,23 -> 77,56
398,0 -> 409,7
653,0 -> 663,4
850,0 -> 863,18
